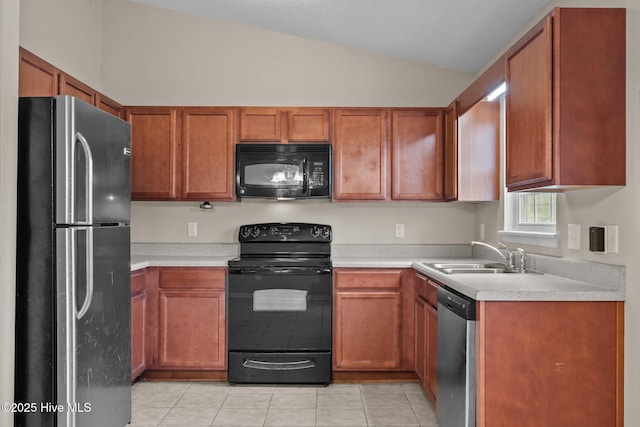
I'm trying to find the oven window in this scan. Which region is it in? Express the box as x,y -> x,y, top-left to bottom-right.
254,289 -> 307,312
244,163 -> 303,186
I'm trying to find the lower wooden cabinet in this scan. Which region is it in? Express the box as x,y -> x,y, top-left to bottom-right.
414,273 -> 439,403
131,269 -> 148,381
333,268 -> 414,371
477,300 -> 624,427
157,268 -> 227,369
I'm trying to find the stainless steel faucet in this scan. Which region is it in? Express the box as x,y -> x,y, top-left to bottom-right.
516,248 -> 527,273
470,241 -> 515,269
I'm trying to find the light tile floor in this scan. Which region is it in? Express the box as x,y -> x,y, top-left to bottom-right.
130,381 -> 438,427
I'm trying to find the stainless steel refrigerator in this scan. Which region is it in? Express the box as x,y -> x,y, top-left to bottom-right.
15,96 -> 132,427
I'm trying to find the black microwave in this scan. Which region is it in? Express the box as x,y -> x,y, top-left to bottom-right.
236,143 -> 332,200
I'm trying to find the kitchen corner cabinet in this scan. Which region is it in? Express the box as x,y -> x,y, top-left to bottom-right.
505,8 -> 625,191
131,269 -> 148,381
157,268 -> 227,369
414,273 -> 439,403
333,268 -> 414,371
392,109 -> 443,200
477,301 -> 624,427
443,101 -> 458,201
239,107 -> 330,143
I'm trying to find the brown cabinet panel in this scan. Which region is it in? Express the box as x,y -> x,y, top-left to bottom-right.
159,267 -> 226,289
458,100 -> 500,201
181,108 -> 236,200
59,72 -> 95,105
18,47 -> 58,97
414,273 -> 439,403
426,303 -> 438,401
159,289 -> 226,369
332,109 -> 389,200
505,8 -> 625,191
96,92 -> 124,119
414,296 -> 427,385
505,17 -> 553,188
334,269 -> 402,290
391,109 -> 443,200
477,301 -> 623,427
126,107 -> 181,200
288,108 -> 330,142
239,108 -> 282,141
443,101 -> 458,201
131,270 -> 147,381
334,291 -> 402,370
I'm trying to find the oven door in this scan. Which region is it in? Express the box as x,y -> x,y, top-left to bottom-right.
227,268 -> 331,352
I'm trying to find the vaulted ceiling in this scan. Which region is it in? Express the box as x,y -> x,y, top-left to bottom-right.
130,0 -> 550,73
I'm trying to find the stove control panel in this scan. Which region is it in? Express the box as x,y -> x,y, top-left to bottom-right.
238,222 -> 332,242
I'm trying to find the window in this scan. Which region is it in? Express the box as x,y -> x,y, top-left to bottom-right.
518,193 -> 555,225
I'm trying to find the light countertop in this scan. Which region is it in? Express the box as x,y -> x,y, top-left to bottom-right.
131,254 -> 624,302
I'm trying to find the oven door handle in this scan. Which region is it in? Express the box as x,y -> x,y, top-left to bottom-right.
243,359 -> 316,371
229,267 -> 332,275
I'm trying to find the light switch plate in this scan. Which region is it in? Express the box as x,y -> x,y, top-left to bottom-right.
395,223 -> 405,238
568,224 -> 580,250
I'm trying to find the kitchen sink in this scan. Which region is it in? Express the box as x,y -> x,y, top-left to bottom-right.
424,262 -> 542,275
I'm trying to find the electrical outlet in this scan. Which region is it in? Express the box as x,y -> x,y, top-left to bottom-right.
188,221 -> 198,237
606,225 -> 619,253
568,224 -> 580,250
395,223 -> 405,238
479,224 -> 485,240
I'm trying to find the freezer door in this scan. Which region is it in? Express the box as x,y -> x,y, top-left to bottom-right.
56,95 -> 131,226
56,225 -> 131,427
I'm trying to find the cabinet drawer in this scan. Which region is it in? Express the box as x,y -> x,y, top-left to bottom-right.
158,268 -> 226,290
334,269 -> 402,290
415,273 -> 439,308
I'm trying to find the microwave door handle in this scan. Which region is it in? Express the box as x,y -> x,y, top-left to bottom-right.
302,156 -> 308,194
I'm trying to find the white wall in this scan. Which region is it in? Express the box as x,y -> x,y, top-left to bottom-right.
474,0 -> 640,424
0,1 -> 19,425
19,0 -> 104,89
100,0 -> 477,246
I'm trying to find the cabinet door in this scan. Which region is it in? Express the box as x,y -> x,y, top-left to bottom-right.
392,109 -> 443,200
96,92 -> 124,119
505,16 -> 553,188
18,47 -> 58,97
288,108 -> 330,142
426,303 -> 438,401
239,108 -> 281,141
131,270 -> 147,380
59,72 -> 95,105
334,290 -> 402,369
332,109 -> 389,201
443,101 -> 458,201
159,289 -> 226,368
181,108 -> 236,200
414,297 -> 427,385
127,107 -> 180,200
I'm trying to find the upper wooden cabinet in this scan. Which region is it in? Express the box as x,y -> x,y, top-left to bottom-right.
392,109 -> 443,201
126,106 -> 237,201
239,107 -> 329,143
443,101 -> 458,201
126,107 -> 181,200
181,108 -> 236,200
19,47 -> 58,97
505,8 -> 625,191
59,72 -> 95,105
19,47 -> 124,119
332,109 -> 389,201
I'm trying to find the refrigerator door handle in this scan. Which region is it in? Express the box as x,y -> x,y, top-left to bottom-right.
75,131 -> 94,225
76,226 -> 94,320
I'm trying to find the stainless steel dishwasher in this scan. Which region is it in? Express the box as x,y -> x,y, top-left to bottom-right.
436,285 -> 477,427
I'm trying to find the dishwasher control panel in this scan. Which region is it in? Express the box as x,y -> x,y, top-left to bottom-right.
437,286 -> 476,320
